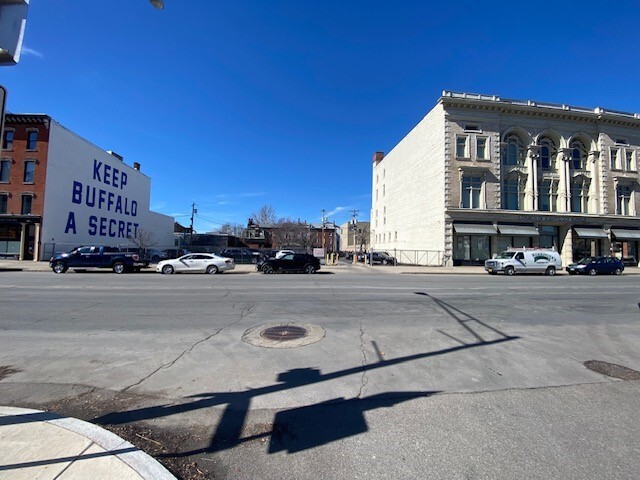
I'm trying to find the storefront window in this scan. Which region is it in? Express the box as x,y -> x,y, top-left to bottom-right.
538,226 -> 559,249
454,235 -> 490,265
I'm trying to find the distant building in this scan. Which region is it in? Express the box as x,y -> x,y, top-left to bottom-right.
0,114 -> 174,260
338,221 -> 370,253
371,91 -> 640,266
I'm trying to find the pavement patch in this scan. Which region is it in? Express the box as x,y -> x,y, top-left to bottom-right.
583,360 -> 640,380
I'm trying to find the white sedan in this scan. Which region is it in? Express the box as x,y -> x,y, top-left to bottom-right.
156,253 -> 235,275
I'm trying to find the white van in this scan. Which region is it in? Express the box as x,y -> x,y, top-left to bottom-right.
484,248 -> 562,276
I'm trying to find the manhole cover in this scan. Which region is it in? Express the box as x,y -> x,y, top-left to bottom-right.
584,360 -> 640,381
243,323 -> 325,349
261,325 -> 308,341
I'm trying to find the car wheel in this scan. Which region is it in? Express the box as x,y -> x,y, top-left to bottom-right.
504,266 -> 515,276
113,262 -> 126,274
262,265 -> 274,274
614,268 -> 622,275
161,265 -> 174,275
545,266 -> 556,276
382,259 -> 388,266
588,268 -> 597,276
304,264 -> 316,274
52,261 -> 67,274
206,265 -> 219,275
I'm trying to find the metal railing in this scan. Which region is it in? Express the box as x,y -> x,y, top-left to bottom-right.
392,249 -> 445,266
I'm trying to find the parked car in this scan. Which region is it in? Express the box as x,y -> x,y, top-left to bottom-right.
163,248 -> 190,259
49,245 -> 148,274
566,256 -> 624,276
484,248 -> 562,276
219,248 -> 256,264
258,253 -> 320,274
366,251 -> 396,265
156,253 -> 235,274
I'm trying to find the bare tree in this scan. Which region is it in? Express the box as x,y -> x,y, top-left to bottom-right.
128,228 -> 157,253
271,219 -> 310,251
219,222 -> 245,237
357,224 -> 370,252
251,205 -> 276,226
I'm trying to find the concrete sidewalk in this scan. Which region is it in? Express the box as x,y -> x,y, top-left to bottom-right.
0,406 -> 175,480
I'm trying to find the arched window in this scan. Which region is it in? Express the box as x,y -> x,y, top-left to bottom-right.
502,134 -> 525,166
570,140 -> 587,170
538,137 -> 557,171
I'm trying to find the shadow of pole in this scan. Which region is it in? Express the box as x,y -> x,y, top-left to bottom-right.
94,292 -> 519,456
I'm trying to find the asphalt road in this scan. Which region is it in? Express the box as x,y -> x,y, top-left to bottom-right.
1,270 -> 639,479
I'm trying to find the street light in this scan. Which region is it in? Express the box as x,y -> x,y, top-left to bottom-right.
149,0 -> 165,9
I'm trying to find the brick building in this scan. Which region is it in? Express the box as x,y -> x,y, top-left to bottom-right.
1,114 -> 174,260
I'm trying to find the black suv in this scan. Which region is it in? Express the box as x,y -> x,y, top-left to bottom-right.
366,251 -> 396,265
258,253 -> 320,274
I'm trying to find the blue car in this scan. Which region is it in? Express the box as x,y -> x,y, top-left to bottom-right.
566,257 -> 624,276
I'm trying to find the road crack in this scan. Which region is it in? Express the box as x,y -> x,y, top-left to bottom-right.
357,316 -> 368,399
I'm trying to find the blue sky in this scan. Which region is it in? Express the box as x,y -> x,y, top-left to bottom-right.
3,0 -> 640,232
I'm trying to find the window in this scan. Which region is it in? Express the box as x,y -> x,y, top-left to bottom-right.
461,176 -> 482,208
502,134 -> 525,166
26,130 -> 38,150
570,140 -> 587,170
538,137 -> 557,171
539,180 -> 558,212
476,137 -> 487,159
21,194 -> 32,214
611,148 -> 620,170
2,130 -> 14,150
502,178 -> 523,210
0,194 -> 7,213
383,184 -> 385,197
617,185 -> 632,215
0,159 -> 10,182
570,180 -> 589,213
383,206 -> 386,225
23,161 -> 35,183
395,231 -> 397,241
625,150 -> 635,171
456,136 -> 468,158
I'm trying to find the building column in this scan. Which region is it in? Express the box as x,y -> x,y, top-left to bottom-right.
524,146 -> 539,210
33,223 -> 41,261
556,148 -> 571,212
588,151 -> 600,214
559,224 -> 574,265
18,222 -> 27,261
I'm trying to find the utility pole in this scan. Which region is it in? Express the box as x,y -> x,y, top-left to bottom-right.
321,209 -> 326,251
350,209 -> 358,263
189,202 -> 197,246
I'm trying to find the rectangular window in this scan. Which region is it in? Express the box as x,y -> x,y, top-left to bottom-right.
461,176 -> 482,208
27,131 -> 38,150
539,181 -> 550,211
502,179 -> 522,210
21,194 -> 32,215
2,130 -> 14,150
23,161 -> 35,183
617,185 -> 632,215
383,184 -> 385,197
383,206 -> 386,225
625,150 -> 634,171
0,194 -> 7,213
476,137 -> 487,159
456,136 -> 468,158
611,148 -> 620,170
0,159 -> 10,182
571,182 -> 583,213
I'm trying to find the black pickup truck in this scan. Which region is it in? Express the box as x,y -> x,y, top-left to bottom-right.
49,245 -> 149,274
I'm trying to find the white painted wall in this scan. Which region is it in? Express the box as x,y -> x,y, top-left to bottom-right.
371,104 -> 446,257
40,121 -> 174,256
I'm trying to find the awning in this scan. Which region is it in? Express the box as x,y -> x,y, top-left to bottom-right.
497,224 -> 539,236
453,224 -> 497,235
574,227 -> 608,239
611,229 -> 640,240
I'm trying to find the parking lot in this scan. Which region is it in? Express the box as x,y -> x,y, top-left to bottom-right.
1,269 -> 639,479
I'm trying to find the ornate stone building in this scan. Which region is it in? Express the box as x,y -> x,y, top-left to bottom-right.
371,91 -> 640,266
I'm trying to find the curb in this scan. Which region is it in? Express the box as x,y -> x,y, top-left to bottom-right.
0,406 -> 176,480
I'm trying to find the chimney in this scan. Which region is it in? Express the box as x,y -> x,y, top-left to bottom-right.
107,150 -> 123,161
373,152 -> 384,165
133,162 -> 141,171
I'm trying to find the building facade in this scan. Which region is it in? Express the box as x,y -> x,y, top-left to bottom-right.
1,114 -> 174,260
371,92 -> 640,266
338,221 -> 370,253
